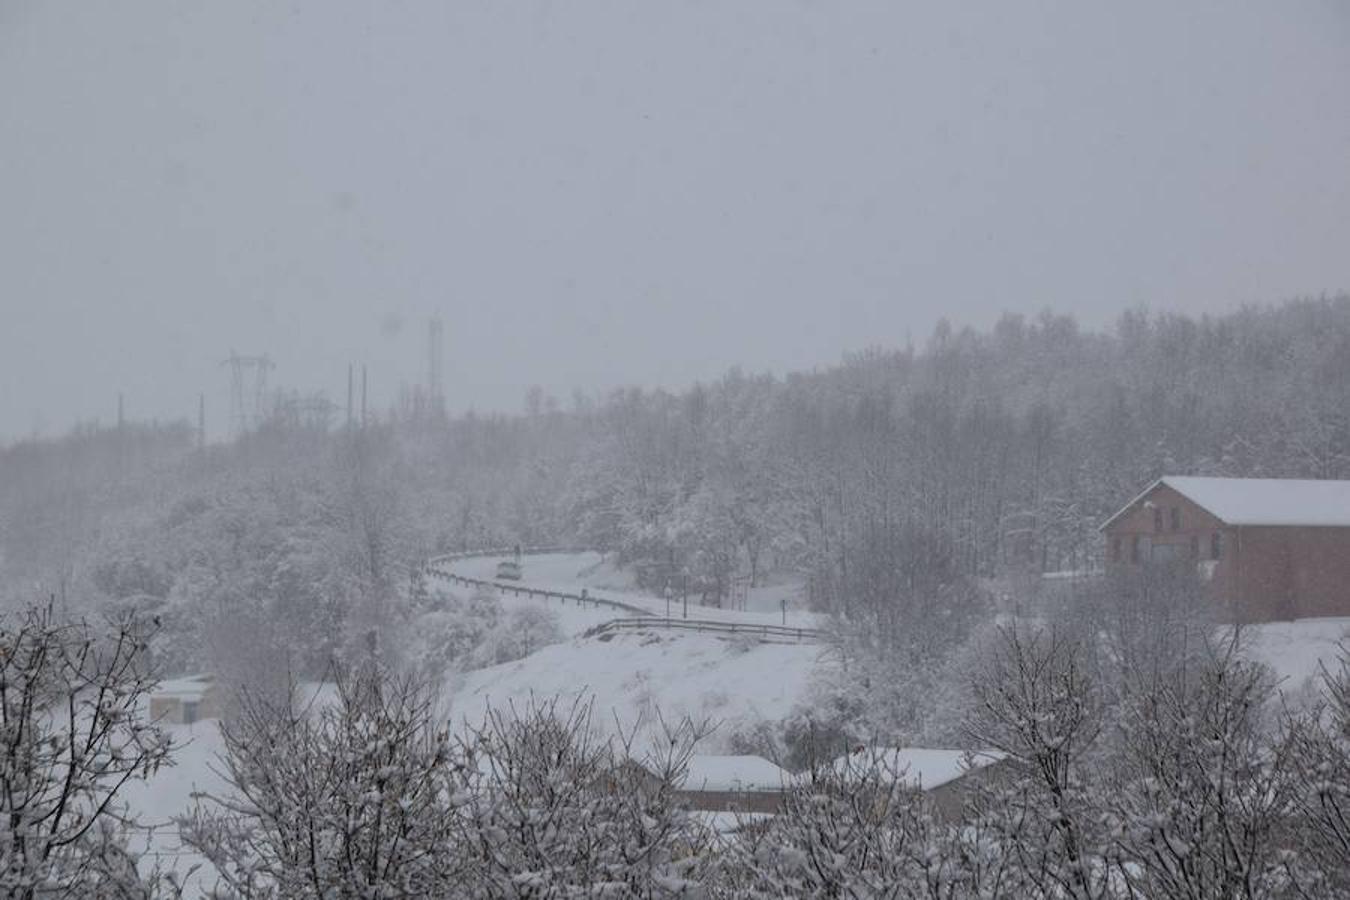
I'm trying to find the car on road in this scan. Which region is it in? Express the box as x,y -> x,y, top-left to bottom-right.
496,559 -> 523,580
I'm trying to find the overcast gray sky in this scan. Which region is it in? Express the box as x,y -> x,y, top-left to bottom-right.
2,1 -> 1348,441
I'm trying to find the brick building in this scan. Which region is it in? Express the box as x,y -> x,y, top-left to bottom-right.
1100,476 -> 1350,622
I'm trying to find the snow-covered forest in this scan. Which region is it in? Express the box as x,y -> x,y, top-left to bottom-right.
4,299 -> 1349,674
2,299 -> 1350,895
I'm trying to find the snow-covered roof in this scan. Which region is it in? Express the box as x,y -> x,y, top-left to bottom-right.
1101,476 -> 1350,530
693,810 -> 774,834
677,755 -> 789,793
821,747 -> 1006,791
154,674 -> 215,700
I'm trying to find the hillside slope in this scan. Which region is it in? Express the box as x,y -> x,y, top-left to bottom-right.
448,627 -> 823,753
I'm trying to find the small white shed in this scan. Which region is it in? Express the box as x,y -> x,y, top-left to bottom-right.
149,674 -> 220,725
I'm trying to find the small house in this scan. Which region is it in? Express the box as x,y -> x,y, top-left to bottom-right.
149,674 -> 220,725
1100,476 -> 1350,621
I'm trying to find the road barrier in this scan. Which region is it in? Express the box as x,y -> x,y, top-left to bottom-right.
584,616 -> 824,645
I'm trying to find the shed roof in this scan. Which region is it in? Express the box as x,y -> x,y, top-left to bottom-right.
678,755 -> 789,793
154,674 -> 215,700
819,747 -> 1006,791
1101,476 -> 1350,530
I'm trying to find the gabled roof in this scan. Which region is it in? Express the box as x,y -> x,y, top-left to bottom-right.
1101,476 -> 1350,531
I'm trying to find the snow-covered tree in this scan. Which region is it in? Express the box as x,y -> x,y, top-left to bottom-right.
0,603 -> 180,899
1103,641 -> 1298,898
1279,644 -> 1350,896
180,667 -> 468,899
964,626 -> 1111,900
714,757 -> 1009,898
460,698 -> 713,897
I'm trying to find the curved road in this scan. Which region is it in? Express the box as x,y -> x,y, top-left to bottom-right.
428,550 -> 824,640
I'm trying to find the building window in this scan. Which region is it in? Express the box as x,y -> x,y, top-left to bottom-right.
1131,535 -> 1141,563
1190,534 -> 1199,558
1210,532 -> 1222,561
1170,507 -> 1180,531
1153,507 -> 1164,532
1151,542 -> 1181,563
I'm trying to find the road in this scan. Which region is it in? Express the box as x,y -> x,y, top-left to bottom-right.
439,551 -> 823,631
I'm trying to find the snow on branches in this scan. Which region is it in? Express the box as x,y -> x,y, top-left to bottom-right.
0,602 -> 181,899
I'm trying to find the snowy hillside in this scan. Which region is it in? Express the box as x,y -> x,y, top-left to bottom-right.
431,551 -> 827,751
448,627 -> 823,753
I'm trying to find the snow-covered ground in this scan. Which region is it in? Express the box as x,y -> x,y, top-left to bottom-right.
120,721 -> 228,895
444,551 -> 821,631
448,627 -> 822,754
1238,616 -> 1350,693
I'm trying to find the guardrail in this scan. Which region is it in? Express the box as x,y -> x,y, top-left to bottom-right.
584,617 -> 825,645
426,545 -> 585,566
427,568 -> 651,616
424,548 -> 650,616
423,548 -> 827,645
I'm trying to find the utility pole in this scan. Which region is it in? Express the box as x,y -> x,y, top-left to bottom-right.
346,364 -> 354,429
361,365 -> 368,428
115,392 -> 126,474
427,316 -> 444,416
198,393 -> 206,450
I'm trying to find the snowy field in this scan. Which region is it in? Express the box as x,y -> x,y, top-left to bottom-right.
120,721 -> 228,894
1238,616 -> 1350,693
